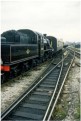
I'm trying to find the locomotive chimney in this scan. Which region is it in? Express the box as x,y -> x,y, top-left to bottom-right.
43,34 -> 47,37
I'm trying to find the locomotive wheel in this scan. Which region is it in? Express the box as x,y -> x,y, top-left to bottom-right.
9,71 -> 14,79
32,60 -> 37,67
1,72 -> 10,83
14,69 -> 19,77
42,57 -> 45,62
11,66 -> 20,77
21,64 -> 28,72
29,59 -> 37,68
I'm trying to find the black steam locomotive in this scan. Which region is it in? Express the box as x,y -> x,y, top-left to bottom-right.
1,29 -> 64,82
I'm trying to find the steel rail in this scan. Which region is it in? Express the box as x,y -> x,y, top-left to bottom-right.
75,51 -> 80,58
43,56 -> 63,121
68,47 -> 80,58
47,52 -> 75,121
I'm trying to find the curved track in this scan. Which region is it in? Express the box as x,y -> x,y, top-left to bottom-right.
68,47 -> 80,58
1,52 -> 74,121
75,51 -> 80,58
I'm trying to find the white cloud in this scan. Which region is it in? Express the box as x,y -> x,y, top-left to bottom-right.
1,0 -> 80,42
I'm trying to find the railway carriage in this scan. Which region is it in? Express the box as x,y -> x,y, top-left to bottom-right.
47,36 -> 64,53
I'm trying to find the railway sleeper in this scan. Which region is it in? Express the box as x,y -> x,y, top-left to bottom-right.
13,111 -> 43,120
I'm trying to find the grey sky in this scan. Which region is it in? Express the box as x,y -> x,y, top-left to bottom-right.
1,0 -> 80,42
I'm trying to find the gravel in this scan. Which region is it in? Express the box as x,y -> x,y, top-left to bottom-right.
1,64 -> 48,113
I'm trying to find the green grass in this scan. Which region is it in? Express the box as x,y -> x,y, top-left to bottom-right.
74,105 -> 80,119
52,104 -> 67,120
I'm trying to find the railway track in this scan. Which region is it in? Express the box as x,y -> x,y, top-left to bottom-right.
75,51 -> 80,58
47,53 -> 74,120
1,51 -> 74,121
67,47 -> 80,58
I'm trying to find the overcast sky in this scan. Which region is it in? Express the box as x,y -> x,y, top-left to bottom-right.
1,0 -> 80,42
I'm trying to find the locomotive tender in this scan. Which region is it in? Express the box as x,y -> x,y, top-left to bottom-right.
1,29 -> 64,82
